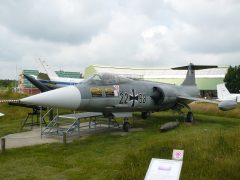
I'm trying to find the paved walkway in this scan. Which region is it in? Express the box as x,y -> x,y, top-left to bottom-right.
0,128 -> 60,149
0,123 -> 143,150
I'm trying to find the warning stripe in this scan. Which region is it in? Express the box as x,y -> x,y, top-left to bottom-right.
0,100 -> 20,103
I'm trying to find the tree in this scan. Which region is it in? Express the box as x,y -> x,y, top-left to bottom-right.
224,66 -> 240,93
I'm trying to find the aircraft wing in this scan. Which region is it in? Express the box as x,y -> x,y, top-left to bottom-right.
0,112 -> 5,117
177,95 -> 238,111
177,96 -> 219,104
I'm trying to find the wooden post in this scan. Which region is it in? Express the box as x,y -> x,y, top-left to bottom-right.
63,132 -> 67,145
40,107 -> 42,139
1,138 -> 5,153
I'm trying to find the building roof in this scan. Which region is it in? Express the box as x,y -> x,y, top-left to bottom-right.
55,71 -> 82,78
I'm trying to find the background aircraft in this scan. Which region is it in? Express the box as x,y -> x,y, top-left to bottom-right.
27,59 -> 84,89
19,63 -> 220,131
217,83 -> 239,111
24,74 -> 53,92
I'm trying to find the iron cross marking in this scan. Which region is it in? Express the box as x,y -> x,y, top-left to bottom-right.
129,89 -> 139,107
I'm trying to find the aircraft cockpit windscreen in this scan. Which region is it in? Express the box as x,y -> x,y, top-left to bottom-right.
84,73 -> 132,85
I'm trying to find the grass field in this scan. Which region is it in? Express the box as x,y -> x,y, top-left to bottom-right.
0,92 -> 240,179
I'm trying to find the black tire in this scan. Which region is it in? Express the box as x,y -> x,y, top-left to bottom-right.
141,112 -> 149,119
186,112 -> 194,123
123,122 -> 130,132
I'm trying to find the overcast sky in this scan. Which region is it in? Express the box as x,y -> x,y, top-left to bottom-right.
0,0 -> 240,79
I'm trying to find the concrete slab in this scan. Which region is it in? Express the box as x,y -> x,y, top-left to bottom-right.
0,128 -> 60,150
0,122 -> 141,150
0,124 -> 119,150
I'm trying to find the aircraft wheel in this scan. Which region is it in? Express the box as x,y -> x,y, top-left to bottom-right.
123,122 -> 130,132
186,112 -> 194,123
141,112 -> 149,119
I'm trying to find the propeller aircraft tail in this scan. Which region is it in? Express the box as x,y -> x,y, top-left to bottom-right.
217,83 -> 231,100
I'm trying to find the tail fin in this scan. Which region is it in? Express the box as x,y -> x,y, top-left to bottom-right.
37,72 -> 50,81
217,83 -> 231,100
172,63 -> 217,86
37,59 -> 59,79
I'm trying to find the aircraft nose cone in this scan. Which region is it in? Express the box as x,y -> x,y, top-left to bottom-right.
20,86 -> 81,109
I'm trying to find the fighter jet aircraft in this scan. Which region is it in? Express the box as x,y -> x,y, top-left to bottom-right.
217,83 -> 239,111
19,63 -> 220,131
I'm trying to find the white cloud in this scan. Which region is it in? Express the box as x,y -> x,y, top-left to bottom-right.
166,0 -> 240,53
0,0 -> 239,79
0,0 -> 115,44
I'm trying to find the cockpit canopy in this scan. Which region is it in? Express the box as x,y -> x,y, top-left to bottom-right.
84,73 -> 132,85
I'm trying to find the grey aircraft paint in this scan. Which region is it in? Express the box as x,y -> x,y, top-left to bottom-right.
20,64 -> 218,121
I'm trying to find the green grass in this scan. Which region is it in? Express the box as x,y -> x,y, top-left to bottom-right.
0,92 -> 30,137
118,114 -> 240,180
190,102 -> 240,118
0,92 -> 240,179
0,92 -> 75,137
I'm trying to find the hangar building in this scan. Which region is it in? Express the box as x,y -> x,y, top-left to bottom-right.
84,65 -> 228,97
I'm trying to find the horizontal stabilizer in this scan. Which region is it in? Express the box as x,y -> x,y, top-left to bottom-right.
172,63 -> 218,86
172,64 -> 217,70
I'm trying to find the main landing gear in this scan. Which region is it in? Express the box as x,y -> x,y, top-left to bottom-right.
141,112 -> 151,119
173,103 -> 194,123
123,117 -> 131,132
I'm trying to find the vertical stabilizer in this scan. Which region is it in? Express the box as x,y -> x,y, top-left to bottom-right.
217,83 -> 231,100
37,59 -> 59,78
172,63 -> 217,86
182,63 -> 196,86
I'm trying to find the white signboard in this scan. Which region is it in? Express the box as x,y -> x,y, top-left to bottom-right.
145,158 -> 183,180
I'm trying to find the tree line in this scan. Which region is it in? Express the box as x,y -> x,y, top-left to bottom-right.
0,80 -> 17,88
224,66 -> 240,93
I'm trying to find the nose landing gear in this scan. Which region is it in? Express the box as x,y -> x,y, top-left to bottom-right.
123,121 -> 130,132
